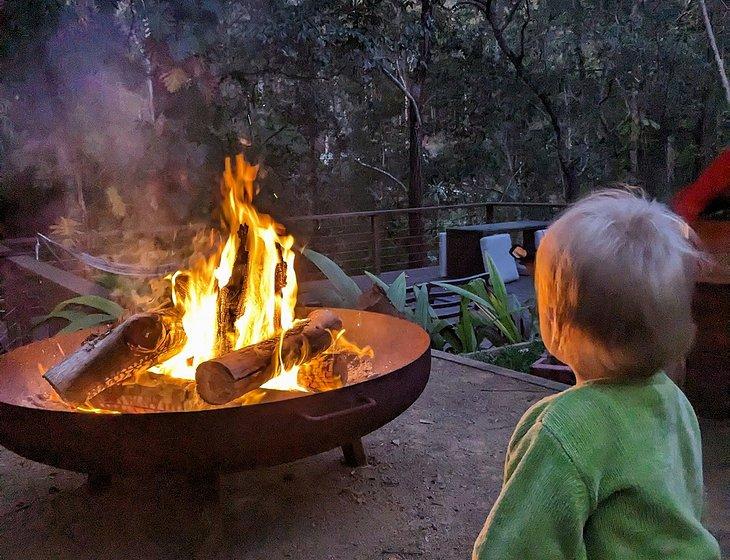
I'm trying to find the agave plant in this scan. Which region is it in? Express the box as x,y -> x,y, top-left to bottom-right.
299,248 -> 535,353
33,295 -> 124,334
434,255 -> 534,346
403,284 -> 451,351
300,248 -> 363,308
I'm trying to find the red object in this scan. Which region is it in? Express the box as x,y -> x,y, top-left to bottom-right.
673,149 -> 730,222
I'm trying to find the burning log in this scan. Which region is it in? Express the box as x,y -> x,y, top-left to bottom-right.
215,225 -> 248,356
273,242 -> 288,331
43,312 -> 185,405
297,354 -> 339,392
90,372 -> 209,413
297,350 -> 376,391
195,309 -> 342,405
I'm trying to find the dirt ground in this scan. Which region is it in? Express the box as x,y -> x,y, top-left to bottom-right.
0,357 -> 727,559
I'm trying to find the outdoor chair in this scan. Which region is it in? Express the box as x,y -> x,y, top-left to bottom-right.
438,232 -> 447,278
479,234 -> 519,283
534,228 -> 546,248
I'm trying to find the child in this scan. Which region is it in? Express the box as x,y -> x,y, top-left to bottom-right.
473,190 -> 721,559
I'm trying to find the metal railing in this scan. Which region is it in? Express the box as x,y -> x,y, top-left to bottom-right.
27,202 -> 566,280
287,202 -> 566,276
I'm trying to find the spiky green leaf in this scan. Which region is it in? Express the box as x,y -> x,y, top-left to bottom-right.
301,248 -> 362,308
59,313 -> 116,334
49,296 -> 124,319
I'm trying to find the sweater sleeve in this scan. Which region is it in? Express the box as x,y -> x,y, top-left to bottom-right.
473,421 -> 592,560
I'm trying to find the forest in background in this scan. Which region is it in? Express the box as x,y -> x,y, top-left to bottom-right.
0,0 -> 728,238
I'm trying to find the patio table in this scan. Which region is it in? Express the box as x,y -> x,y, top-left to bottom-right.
445,220 -> 550,278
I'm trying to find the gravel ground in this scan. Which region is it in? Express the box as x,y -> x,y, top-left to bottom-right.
0,356 -> 726,559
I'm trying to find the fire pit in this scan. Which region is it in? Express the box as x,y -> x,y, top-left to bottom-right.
0,154 -> 432,483
0,308 -> 430,480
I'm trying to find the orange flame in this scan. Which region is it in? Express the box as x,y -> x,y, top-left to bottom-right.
155,154 -> 303,390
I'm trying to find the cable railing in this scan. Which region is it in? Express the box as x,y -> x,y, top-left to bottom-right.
28,201 -> 566,280
287,202 -> 566,276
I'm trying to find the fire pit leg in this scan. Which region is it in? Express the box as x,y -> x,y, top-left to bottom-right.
341,439 -> 368,467
87,472 -> 112,493
188,472 -> 221,501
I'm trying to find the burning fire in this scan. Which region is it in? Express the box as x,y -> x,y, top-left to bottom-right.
154,154 -> 303,390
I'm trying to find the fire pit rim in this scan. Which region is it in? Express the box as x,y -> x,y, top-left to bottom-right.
0,307 -> 430,414
0,308 -> 431,475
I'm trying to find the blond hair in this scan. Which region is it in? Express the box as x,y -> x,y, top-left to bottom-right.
535,189 -> 704,379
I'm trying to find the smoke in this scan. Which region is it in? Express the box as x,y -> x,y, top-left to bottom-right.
0,3 -> 213,238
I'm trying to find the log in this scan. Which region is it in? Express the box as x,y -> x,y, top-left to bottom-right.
215,225 -> 248,356
273,242 -> 288,330
195,309 -> 342,404
90,372 -> 209,413
297,353 -> 340,392
43,312 -> 186,405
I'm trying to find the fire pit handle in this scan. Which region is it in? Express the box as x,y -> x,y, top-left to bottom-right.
298,396 -> 377,423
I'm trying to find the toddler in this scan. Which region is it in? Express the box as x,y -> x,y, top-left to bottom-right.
473,190 -> 721,559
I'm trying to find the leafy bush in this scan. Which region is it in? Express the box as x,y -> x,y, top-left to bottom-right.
302,248 -> 539,355
434,255 -> 537,346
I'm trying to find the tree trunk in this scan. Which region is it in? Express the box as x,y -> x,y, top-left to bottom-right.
305,108 -> 320,213
665,135 -> 676,198
692,84 -> 711,177
407,0 -> 433,268
699,0 -> 730,106
558,153 -> 579,201
408,95 -> 425,267
629,90 -> 640,179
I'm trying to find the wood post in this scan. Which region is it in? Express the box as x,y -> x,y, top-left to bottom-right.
371,215 -> 383,273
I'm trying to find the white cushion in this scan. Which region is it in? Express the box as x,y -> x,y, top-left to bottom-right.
480,234 -> 519,283
535,229 -> 547,248
438,232 -> 447,278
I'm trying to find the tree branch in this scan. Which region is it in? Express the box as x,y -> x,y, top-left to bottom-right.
353,158 -> 407,190
456,0 -> 577,199
263,125 -> 289,145
380,64 -> 423,126
516,0 -> 531,66
499,0 -> 523,31
699,0 -> 730,106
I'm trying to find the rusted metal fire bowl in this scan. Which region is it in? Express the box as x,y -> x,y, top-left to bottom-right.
0,309 -> 430,477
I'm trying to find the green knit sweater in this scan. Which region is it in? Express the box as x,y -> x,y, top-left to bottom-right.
473,372 -> 721,560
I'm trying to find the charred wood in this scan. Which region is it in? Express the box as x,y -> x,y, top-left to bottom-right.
195,309 -> 342,404
43,312 -> 186,406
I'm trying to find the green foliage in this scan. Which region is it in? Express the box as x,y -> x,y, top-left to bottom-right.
435,255 -> 537,347
2,0 -> 728,239
434,281 -> 521,345
48,295 -> 124,319
34,295 -> 124,333
470,340 -> 546,374
404,284 -> 450,351
301,249 -> 536,357
364,271 -> 407,313
301,248 -> 363,308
